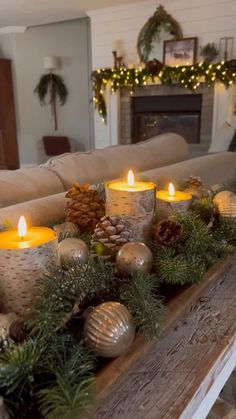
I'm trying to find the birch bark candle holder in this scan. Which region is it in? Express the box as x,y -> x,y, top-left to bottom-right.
105,171 -> 156,243
156,183 -> 192,221
0,216 -> 58,315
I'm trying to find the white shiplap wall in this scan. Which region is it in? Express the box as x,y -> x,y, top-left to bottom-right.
88,0 -> 236,148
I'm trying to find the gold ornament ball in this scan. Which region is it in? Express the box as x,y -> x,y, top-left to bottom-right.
116,242 -> 153,276
84,302 -> 135,358
213,190 -> 236,218
58,237 -> 89,266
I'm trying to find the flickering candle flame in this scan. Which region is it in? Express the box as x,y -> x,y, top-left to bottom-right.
18,216 -> 27,239
127,170 -> 135,187
169,183 -> 175,197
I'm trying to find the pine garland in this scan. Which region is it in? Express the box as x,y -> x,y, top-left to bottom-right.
92,60 -> 236,122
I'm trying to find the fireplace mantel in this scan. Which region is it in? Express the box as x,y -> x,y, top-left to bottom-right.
94,83 -> 235,156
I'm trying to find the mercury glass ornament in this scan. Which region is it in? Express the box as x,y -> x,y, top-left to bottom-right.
213,190 -> 236,218
58,237 -> 89,266
84,302 -> 135,358
53,222 -> 79,239
0,313 -> 19,340
116,242 -> 153,276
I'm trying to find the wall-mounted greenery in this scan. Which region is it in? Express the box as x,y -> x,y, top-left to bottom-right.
137,5 -> 183,62
34,73 -> 68,130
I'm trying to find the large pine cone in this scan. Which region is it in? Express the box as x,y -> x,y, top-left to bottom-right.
154,219 -> 183,247
184,176 -> 210,199
91,216 -> 132,258
65,183 -> 105,233
185,176 -> 203,188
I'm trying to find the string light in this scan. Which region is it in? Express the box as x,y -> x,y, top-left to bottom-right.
92,61 -> 236,123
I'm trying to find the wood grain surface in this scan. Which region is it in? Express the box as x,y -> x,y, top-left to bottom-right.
93,255 -> 236,419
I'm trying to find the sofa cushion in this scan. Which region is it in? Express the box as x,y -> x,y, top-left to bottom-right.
0,167 -> 64,209
140,152 -> 236,187
44,133 -> 188,190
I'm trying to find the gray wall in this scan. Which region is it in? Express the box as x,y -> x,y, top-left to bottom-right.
0,18 -> 93,166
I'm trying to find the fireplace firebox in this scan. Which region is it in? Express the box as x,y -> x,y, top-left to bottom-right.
120,84 -> 214,153
132,94 -> 202,144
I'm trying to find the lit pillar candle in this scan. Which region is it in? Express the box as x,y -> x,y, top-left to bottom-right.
156,183 -> 192,221
0,216 -> 58,314
105,170 -> 156,243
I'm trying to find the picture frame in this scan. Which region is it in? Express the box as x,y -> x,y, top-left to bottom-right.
163,37 -> 198,67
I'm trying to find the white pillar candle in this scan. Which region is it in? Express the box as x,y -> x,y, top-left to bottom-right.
105,171 -> 156,243
156,183 -> 192,221
0,216 -> 58,314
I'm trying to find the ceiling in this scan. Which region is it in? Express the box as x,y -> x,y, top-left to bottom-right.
0,0 -> 141,28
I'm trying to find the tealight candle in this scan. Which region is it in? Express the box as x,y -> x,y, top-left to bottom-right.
156,183 -> 192,220
0,216 -> 58,314
105,170 -> 156,243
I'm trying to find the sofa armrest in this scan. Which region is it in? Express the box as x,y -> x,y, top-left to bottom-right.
0,192 -> 67,227
0,167 -> 64,209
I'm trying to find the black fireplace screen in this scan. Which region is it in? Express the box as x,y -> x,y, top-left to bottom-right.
132,94 -> 202,144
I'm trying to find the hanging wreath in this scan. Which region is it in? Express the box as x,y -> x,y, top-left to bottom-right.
34,73 -> 68,130
137,5 -> 183,62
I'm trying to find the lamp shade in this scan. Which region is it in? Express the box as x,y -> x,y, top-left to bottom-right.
43,56 -> 60,70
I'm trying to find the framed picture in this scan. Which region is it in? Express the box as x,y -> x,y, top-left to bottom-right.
163,37 -> 198,67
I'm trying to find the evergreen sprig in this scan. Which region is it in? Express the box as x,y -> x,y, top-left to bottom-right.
120,272 -> 164,340
155,247 -> 206,285
28,270 -> 78,339
154,212 -> 234,285
0,338 -> 45,396
38,338 -> 96,419
214,217 -> 236,246
222,179 -> 236,194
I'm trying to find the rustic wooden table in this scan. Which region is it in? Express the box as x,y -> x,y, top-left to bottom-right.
93,256 -> 236,419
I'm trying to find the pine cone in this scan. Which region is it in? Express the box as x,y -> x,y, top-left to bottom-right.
184,176 -> 210,199
154,219 -> 183,247
91,216 -> 132,259
145,59 -> 163,75
8,320 -> 28,343
185,176 -> 203,188
65,183 -> 105,233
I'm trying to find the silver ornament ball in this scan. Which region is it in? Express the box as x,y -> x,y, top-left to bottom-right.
58,237 -> 89,266
53,222 -> 79,239
116,242 -> 153,276
84,302 -> 135,358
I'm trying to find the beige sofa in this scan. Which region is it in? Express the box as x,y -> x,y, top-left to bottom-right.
0,133 -> 235,228
0,133 -> 188,208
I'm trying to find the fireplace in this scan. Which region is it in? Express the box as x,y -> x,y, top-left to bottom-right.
132,94 -> 202,144
120,84 -> 214,153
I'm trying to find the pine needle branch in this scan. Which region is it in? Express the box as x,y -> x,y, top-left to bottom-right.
38,340 -> 96,419
154,247 -> 206,285
120,272 -> 165,340
214,217 -> 236,246
0,338 -> 45,397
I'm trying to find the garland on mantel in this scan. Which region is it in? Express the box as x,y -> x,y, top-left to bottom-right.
92,59 -> 236,123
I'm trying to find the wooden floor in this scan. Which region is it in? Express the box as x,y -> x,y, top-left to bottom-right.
93,256 -> 236,419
